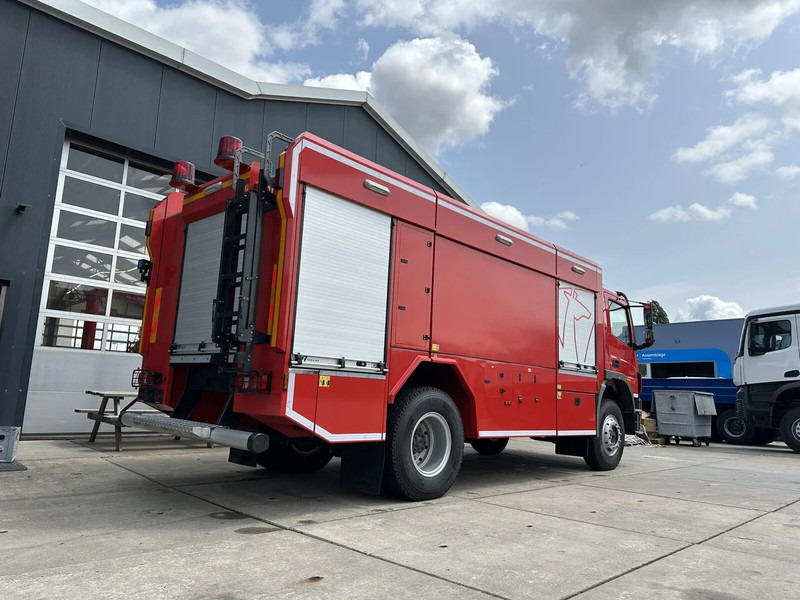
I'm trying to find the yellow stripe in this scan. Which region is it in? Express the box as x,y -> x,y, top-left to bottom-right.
183,177 -> 234,205
270,154 -> 288,345
139,206 -> 157,354
149,288 -> 163,344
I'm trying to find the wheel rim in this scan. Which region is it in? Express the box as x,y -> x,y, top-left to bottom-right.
410,412 -> 451,477
793,418 -> 800,441
724,416 -> 746,438
601,414 -> 621,456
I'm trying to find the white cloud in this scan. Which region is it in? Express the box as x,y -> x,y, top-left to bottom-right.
674,295 -> 745,321
706,147 -> 774,183
481,201 -> 528,230
776,165 -> 800,179
306,36 -> 508,154
356,38 -> 370,62
649,191 -> 760,222
304,72 -> 372,91
728,67 -> 800,108
354,0 -> 800,110
481,202 -> 579,231
80,0 -> 328,82
648,203 -> 732,222
672,114 -> 774,163
727,192 -> 757,209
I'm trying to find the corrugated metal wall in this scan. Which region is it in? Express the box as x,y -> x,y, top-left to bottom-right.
0,0 -> 446,430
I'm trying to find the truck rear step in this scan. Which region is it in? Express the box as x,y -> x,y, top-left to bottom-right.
119,413 -> 268,453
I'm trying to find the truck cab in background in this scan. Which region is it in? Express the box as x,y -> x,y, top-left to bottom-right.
734,304 -> 800,452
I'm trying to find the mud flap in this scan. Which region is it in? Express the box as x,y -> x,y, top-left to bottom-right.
340,442 -> 385,495
555,436 -> 590,457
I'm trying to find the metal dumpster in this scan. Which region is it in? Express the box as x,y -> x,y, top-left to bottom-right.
653,390 -> 717,446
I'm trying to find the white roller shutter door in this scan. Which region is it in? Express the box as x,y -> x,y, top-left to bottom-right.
292,186 -> 391,369
172,212 -> 225,356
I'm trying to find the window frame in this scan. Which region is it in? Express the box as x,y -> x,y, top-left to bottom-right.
748,318 -> 793,356
36,140 -> 171,353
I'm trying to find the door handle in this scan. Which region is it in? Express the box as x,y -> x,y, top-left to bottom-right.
785,370 -> 800,378
612,359 -> 620,368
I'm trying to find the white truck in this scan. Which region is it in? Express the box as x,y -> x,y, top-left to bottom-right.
733,303 -> 800,452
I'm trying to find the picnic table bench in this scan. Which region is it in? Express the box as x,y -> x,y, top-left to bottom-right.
76,390 -> 168,452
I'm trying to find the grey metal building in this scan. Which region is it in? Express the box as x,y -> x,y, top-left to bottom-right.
0,0 -> 475,434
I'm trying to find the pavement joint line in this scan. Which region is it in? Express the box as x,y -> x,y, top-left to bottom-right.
470,496 -> 762,545
104,458 -> 509,600
576,479 -> 799,511
556,485 -> 800,599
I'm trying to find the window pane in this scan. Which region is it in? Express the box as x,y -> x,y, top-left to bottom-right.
750,320 -> 792,354
115,257 -> 146,288
67,146 -> 124,182
62,177 -> 121,215
51,245 -> 112,282
110,291 -> 145,319
41,316 -> 103,350
46,280 -> 108,315
608,301 -> 630,344
122,192 -> 160,222
56,211 -> 116,247
118,224 -> 147,254
105,322 -> 141,353
128,163 -> 172,195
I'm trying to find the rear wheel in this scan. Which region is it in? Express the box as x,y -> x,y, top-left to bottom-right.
779,408 -> 800,453
384,386 -> 464,501
716,409 -> 756,445
257,439 -> 333,473
584,400 -> 624,471
470,438 -> 509,455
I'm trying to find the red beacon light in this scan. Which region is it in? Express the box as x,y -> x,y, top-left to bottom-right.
169,160 -> 199,193
214,135 -> 243,171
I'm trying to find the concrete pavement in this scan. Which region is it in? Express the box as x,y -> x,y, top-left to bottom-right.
1,436 -> 799,599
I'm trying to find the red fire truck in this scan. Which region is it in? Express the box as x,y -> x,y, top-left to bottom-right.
126,132 -> 654,501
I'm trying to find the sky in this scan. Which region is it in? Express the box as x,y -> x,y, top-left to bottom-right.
80,0 -> 800,322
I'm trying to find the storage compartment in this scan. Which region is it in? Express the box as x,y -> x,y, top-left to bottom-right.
291,186 -> 392,372
171,212 -> 225,359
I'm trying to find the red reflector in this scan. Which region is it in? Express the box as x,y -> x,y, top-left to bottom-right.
215,135 -> 243,170
169,161 -> 196,191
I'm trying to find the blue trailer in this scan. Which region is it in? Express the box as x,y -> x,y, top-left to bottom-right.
635,319 -> 777,445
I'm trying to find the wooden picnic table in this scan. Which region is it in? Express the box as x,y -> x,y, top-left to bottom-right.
76,390 -> 164,452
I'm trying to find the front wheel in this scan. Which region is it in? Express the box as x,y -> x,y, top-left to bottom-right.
584,400 -> 624,471
384,386 -> 464,501
779,408 -> 800,453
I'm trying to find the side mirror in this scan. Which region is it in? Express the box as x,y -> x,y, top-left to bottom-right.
632,303 -> 655,350
643,304 -> 654,329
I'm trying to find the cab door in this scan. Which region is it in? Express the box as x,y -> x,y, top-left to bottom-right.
741,315 -> 800,386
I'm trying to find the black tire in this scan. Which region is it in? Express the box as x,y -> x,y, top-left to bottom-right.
257,439 -> 333,473
716,409 -> 756,445
470,438 -> 509,455
751,428 -> 780,446
779,408 -> 800,453
384,386 -> 464,501
584,400 -> 624,471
